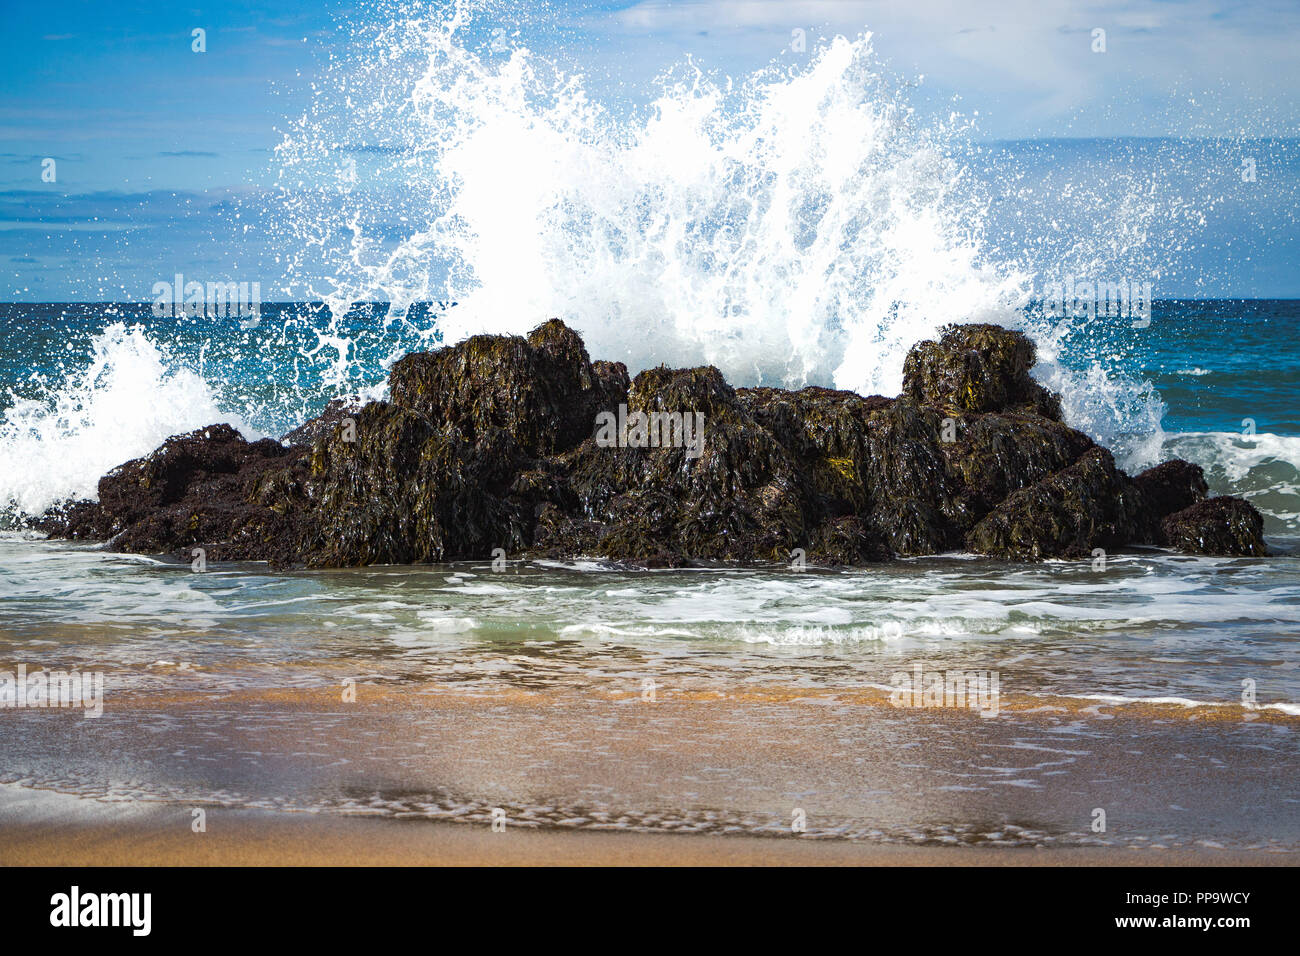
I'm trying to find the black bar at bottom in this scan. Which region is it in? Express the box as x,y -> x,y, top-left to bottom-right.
0,864 -> 1286,942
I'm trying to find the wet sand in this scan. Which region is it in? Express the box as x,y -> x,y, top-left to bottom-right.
0,787 -> 1286,866
1,683 -> 1296,864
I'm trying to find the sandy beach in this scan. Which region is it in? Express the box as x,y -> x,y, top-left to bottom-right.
2,681 -> 1295,865
0,785 -> 1288,866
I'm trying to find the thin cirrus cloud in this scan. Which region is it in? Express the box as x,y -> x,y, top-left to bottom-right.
598,0 -> 1300,137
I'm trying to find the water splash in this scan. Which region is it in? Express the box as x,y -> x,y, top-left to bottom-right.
272,0 -> 1189,464
0,322 -> 249,517
275,1 -> 1034,395
2,0 -> 1218,520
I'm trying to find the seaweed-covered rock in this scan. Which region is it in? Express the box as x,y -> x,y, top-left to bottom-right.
388,319 -> 625,456
556,364 -> 811,563
38,424 -> 295,557
964,447 -> 1144,560
808,515 -> 892,565
738,386 -> 891,520
939,412 -> 1096,533
859,402 -> 956,555
280,398 -> 363,446
903,323 -> 1062,419
1133,459 -> 1209,519
1161,497 -> 1268,556
40,319 -> 1269,568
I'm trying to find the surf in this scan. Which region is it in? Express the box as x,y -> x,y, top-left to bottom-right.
0,0 -> 1278,526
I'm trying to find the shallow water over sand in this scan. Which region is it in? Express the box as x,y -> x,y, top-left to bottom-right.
1,538 -> 1297,851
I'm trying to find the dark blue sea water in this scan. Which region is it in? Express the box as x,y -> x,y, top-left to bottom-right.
1058,299 -> 1300,435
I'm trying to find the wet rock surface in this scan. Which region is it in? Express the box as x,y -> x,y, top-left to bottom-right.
1161,496 -> 1268,556
902,323 -> 1063,420
35,424 -> 299,561
40,321 -> 1268,567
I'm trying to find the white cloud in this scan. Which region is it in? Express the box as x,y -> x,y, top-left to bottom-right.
590,0 -> 1300,137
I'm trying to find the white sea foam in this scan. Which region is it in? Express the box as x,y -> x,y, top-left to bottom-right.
0,323 -> 252,518
1165,431 -> 1300,482
278,16 -> 1028,396
416,614 -> 478,633
1162,430 -> 1300,532
738,624 -> 903,646
1076,693 -> 1300,716
273,0 -> 1168,463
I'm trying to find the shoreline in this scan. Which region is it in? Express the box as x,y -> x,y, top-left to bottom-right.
0,787 -> 1289,866
2,675 -> 1296,865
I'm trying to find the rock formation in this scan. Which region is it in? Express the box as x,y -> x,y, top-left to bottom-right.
38,320 -> 1268,567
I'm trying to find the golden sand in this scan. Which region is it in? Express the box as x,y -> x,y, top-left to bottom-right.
0,795 -> 1286,867
96,679 -> 1300,725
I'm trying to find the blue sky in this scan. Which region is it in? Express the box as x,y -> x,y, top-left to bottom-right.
3,0 -> 1298,299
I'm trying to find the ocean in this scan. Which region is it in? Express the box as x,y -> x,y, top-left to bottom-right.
0,5 -> 1297,855
0,299 -> 1296,850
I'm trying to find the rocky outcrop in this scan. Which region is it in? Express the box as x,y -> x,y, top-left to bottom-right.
279,398 -> 362,447
39,321 -> 1268,567
902,323 -> 1062,419
36,424 -> 299,560
964,447 -> 1144,559
1133,458 -> 1210,517
387,320 -> 628,457
1131,458 -> 1212,545
1161,497 -> 1267,556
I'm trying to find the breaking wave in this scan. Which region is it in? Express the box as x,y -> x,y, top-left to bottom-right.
0,0 -> 1242,515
